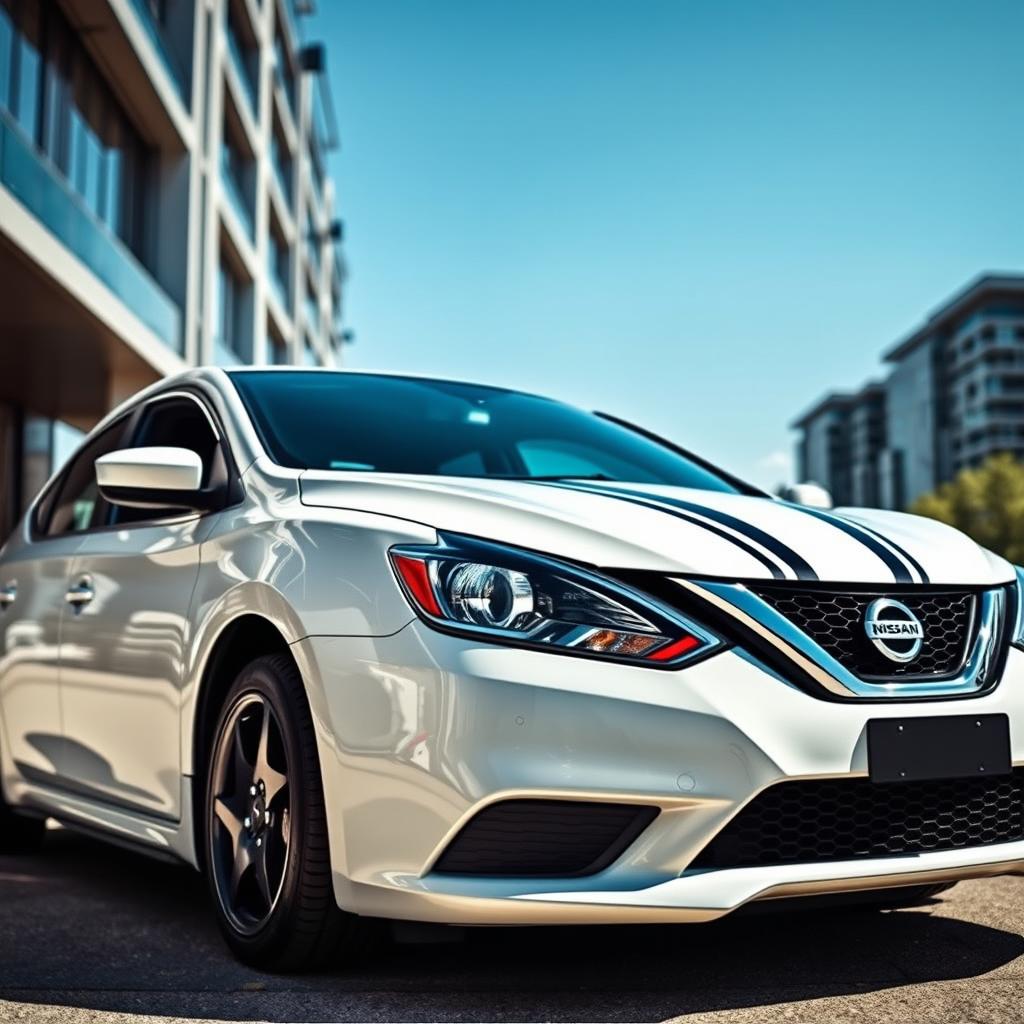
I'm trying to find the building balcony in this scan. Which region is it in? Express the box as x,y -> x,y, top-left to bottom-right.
0,112 -> 182,354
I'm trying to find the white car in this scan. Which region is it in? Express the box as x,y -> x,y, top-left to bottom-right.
1,367 -> 1022,970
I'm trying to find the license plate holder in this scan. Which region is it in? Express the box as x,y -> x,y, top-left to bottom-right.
867,713 -> 1012,784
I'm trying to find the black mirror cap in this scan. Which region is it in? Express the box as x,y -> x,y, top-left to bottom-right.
98,483 -> 224,514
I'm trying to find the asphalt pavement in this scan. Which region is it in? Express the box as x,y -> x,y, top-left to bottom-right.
1,827 -> 1024,1023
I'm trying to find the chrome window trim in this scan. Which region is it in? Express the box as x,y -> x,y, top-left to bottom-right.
674,579 -> 1007,699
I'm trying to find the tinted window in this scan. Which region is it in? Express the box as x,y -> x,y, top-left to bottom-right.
43,417 -> 131,536
231,371 -> 744,493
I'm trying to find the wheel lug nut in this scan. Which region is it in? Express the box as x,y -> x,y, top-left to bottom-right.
244,817 -> 251,829
256,837 -> 262,847
249,785 -> 257,796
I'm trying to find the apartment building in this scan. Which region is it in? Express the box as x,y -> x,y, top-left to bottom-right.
0,0 -> 346,539
792,381 -> 886,508
792,274 -> 1024,510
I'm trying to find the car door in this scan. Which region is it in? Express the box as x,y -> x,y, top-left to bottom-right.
0,417 -> 132,790
57,392 -> 231,820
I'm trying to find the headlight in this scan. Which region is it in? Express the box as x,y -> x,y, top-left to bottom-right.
389,534 -> 723,667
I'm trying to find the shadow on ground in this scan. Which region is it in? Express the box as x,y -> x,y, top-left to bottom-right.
1,828 -> 1022,1022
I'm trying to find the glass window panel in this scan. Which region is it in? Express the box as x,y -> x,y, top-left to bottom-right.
81,125 -> 102,217
41,9 -> 69,165
69,105 -> 86,194
15,2 -> 42,140
230,372 -> 746,492
105,144 -> 122,236
0,3 -> 14,114
46,418 -> 131,536
269,338 -> 289,364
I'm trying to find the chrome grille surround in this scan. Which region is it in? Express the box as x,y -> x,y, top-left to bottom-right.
751,587 -> 975,680
674,579 -> 1009,700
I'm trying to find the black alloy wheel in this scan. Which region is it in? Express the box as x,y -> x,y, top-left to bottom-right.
208,690 -> 291,935
204,654 -> 378,969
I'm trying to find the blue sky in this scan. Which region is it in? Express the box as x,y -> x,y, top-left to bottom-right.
310,0 -> 1024,489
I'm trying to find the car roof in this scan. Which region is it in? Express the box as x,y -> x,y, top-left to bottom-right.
220,365 -> 561,402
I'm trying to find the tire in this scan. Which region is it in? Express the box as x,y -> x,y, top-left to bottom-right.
0,776 -> 45,855
203,653 -> 376,970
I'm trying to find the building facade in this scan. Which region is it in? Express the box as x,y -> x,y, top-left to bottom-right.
792,382 -> 886,509
792,274 -> 1024,510
0,0 -> 346,539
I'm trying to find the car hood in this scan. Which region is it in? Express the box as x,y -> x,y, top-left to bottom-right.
299,472 -> 1014,586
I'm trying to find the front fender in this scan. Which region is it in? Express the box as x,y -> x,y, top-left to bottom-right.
181,499 -> 435,776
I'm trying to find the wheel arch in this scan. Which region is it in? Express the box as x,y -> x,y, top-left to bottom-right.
188,614 -> 292,860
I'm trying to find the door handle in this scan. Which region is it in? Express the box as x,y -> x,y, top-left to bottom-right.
65,576 -> 95,607
0,582 -> 15,609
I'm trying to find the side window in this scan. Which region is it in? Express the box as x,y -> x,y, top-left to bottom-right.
111,396 -> 227,525
43,418 -> 131,536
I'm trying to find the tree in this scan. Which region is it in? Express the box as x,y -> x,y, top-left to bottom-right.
910,453 -> 1024,564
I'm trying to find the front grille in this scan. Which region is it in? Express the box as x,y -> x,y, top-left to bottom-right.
754,586 -> 977,679
690,770 -> 1024,870
432,799 -> 658,877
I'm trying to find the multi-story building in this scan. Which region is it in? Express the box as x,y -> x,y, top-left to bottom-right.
792,381 -> 886,508
793,392 -> 855,506
792,274 -> 1024,510
0,0 -> 346,539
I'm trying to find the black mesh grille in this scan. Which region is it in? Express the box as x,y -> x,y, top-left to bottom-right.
433,799 -> 658,877
754,587 -> 977,679
690,770 -> 1024,871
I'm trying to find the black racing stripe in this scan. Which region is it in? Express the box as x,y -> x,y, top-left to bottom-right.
789,505 -> 915,584
551,482 -> 814,581
833,514 -> 930,584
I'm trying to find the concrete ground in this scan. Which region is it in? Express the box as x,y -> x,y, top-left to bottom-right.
1,828 -> 1023,1023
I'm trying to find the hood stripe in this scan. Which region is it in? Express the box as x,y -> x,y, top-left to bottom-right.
551,482 -> 816,581
787,505 -> 916,584
832,514 -> 930,585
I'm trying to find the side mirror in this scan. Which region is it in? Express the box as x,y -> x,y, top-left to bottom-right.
96,447 -> 215,512
781,482 -> 834,510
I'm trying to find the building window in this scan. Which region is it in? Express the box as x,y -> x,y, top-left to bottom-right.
214,252 -> 249,364
305,209 -> 320,278
267,209 -> 291,310
0,0 -> 149,259
270,115 -> 293,202
225,0 -> 259,116
220,103 -> 255,239
12,0 -> 42,139
309,136 -> 325,198
267,320 -> 289,364
273,27 -> 295,120
304,272 -> 319,333
0,5 -> 12,112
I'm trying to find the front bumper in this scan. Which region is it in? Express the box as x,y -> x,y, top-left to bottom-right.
296,624 -> 1024,924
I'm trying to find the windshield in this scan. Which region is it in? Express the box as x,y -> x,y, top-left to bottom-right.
230,371 -> 747,494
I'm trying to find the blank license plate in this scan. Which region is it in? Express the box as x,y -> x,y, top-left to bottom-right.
867,714 -> 1012,784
